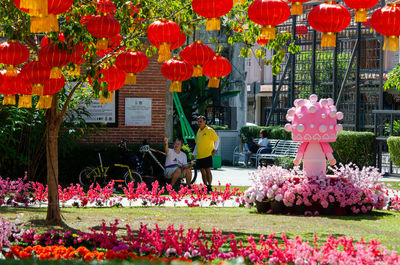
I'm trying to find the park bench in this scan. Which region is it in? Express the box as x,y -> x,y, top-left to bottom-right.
232,139 -> 280,167
256,140 -> 301,167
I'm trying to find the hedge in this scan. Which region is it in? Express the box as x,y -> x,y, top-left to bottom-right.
239,126 -> 291,143
387,136 -> 400,167
330,131 -> 376,168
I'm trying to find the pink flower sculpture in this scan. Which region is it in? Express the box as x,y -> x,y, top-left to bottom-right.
284,94 -> 343,176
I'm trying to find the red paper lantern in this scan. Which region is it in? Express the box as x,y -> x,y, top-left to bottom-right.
147,20 -> 181,62
89,65 -> 126,104
40,33 -> 65,47
149,32 -> 186,51
115,51 -> 149,84
192,0 -> 233,31
0,41 -> 29,77
248,0 -> 290,40
308,2 -> 351,47
68,44 -> 86,76
296,25 -> 308,35
371,4 -> 400,51
0,70 -> 32,107
20,61 -> 51,96
288,0 -> 310,15
344,0 -> 378,22
95,0 -> 116,15
180,41 -> 215,77
36,74 -> 65,109
39,44 -> 70,79
87,15 -> 121,50
14,0 -> 73,33
95,34 -> 124,57
161,57 -> 193,92
202,54 -> 232,88
257,36 -> 269,47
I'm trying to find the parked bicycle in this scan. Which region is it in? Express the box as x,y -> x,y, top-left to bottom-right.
78,140 -> 142,187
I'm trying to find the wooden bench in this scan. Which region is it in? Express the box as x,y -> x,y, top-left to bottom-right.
256,140 -> 300,167
232,139 -> 279,167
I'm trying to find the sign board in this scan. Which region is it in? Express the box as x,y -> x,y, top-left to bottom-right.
125,98 -> 152,126
78,85 -> 117,125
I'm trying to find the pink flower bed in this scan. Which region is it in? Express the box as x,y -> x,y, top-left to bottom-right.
245,164 -> 389,215
1,219 -> 399,264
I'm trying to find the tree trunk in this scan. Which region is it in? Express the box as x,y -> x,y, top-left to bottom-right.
46,95 -> 62,223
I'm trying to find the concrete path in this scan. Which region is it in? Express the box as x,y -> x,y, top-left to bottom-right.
194,166 -> 400,187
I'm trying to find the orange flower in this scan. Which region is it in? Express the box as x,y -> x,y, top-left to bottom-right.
84,252 -> 95,262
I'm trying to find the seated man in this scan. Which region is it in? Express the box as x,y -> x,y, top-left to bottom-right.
244,129 -> 270,167
164,137 -> 192,187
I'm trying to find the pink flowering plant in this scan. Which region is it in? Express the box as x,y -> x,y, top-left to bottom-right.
244,164 -> 389,215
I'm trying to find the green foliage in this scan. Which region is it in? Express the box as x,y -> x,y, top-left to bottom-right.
209,125 -> 230,130
384,120 -> 400,136
274,156 -> 296,169
384,64 -> 400,91
239,126 -> 291,143
387,136 -> 400,167
330,131 -> 376,168
295,50 -> 354,98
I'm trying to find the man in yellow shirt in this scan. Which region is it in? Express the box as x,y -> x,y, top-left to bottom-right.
192,115 -> 220,192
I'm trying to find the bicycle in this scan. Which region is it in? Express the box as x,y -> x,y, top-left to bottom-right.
78,141 -> 143,187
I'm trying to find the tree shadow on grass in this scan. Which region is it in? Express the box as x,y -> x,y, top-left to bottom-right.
27,219 -> 81,233
0,207 -> 47,213
322,210 -> 395,221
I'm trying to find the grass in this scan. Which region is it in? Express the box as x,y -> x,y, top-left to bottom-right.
386,181 -> 400,191
1,206 -> 400,250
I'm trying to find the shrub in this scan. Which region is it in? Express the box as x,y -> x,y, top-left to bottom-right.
387,136 -> 400,167
330,131 -> 375,168
239,126 -> 291,143
273,156 -> 296,169
209,125 -> 230,130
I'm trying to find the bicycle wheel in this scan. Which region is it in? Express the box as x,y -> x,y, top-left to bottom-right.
79,166 -> 99,187
124,170 -> 143,187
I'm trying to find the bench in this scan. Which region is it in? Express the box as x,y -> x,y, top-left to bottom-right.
232,139 -> 279,167
256,140 -> 301,167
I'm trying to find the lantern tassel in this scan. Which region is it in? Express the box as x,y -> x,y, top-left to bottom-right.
355,9 -> 367,23
32,84 -> 44,96
383,36 -> 399,51
233,0 -> 245,5
261,26 -> 276,40
206,18 -> 220,31
5,66 -> 18,77
321,32 -> 336,47
2,95 -> 16,105
125,73 -> 137,84
21,0 -> 48,16
50,67 -> 62,79
169,81 -> 182,92
291,2 -> 303,15
193,65 -> 203,77
108,91 -> 114,103
68,64 -> 81,76
18,95 -> 32,108
36,95 -> 53,109
30,14 -> 58,33
208,77 -> 220,88
97,38 -> 109,50
158,43 -> 171,62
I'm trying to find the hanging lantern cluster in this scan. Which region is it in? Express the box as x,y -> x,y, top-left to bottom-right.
115,51 -> 149,85
308,2 -> 351,47
192,0 -> 233,31
344,0 -> 378,22
288,0 -> 310,15
203,54 -> 232,88
89,65 -> 126,104
180,41 -> 215,77
371,3 -> 400,51
147,20 -> 182,62
36,74 -> 65,109
20,61 -> 51,107
0,70 -> 28,106
161,57 -> 193,92
0,41 -> 30,77
248,0 -> 290,40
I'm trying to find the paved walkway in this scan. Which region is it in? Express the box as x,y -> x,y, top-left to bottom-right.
194,166 -> 400,187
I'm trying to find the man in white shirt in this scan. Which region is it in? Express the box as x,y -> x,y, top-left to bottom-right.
164,137 -> 192,187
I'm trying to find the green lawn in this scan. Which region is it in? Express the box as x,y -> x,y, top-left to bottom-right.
1,206 -> 400,250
